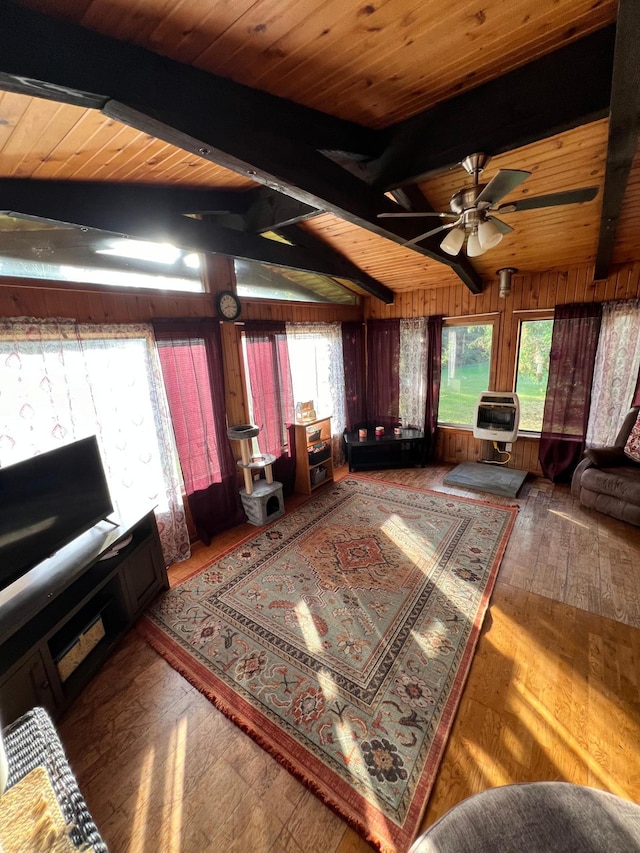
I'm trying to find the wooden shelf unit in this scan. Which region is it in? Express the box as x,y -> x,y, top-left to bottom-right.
294,416 -> 334,495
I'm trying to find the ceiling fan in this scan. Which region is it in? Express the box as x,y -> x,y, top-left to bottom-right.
378,153 -> 599,257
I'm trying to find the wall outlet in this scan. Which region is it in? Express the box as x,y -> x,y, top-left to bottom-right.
505,442 -> 513,451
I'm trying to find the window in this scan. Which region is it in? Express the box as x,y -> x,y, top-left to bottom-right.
439,323 -> 494,426
0,320 -> 190,564
515,318 -> 553,432
0,214 -> 205,292
234,259 -> 357,304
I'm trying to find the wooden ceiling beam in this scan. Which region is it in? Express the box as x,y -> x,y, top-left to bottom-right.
241,188 -> 320,232
0,2 -> 377,159
374,26 -> 616,190
0,179 -> 390,296
594,0 -> 640,280
0,0 -> 483,296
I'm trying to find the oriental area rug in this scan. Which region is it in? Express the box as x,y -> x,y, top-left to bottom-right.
139,476 -> 517,852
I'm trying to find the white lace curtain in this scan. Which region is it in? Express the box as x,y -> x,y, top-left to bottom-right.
0,318 -> 190,565
399,317 -> 428,429
586,299 -> 640,447
285,322 -> 346,464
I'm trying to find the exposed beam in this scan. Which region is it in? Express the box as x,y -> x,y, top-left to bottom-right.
594,0 -> 640,280
206,187 -> 320,232
373,26 -> 616,190
0,2 -> 377,159
106,101 -> 482,291
243,188 -> 320,232
0,1 -> 483,295
276,225 -> 395,303
0,179 -> 390,295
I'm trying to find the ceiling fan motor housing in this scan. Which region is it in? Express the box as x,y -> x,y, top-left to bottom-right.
450,185 -> 487,230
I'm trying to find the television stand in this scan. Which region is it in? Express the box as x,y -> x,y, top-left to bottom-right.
0,509 -> 168,725
344,428 -> 426,472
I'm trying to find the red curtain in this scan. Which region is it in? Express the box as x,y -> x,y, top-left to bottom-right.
425,315 -> 443,460
153,319 -> 244,545
633,366 -> 640,407
366,319 -> 400,428
244,321 -> 296,494
341,321 -> 366,430
538,303 -> 602,482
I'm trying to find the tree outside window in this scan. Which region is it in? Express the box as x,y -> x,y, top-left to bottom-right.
439,324 -> 494,426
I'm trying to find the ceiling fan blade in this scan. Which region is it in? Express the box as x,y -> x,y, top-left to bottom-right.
402,221 -> 458,247
495,186 -> 599,214
486,215 -> 514,234
377,211 -> 457,219
476,169 -> 531,207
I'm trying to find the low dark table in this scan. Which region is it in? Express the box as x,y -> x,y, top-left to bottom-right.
344,428 -> 426,472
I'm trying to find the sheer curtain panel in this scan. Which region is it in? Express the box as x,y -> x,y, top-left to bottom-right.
586,299 -> 640,447
0,318 -> 190,565
399,318 -> 427,429
538,303 -> 602,482
153,319 -> 245,546
286,322 -> 346,465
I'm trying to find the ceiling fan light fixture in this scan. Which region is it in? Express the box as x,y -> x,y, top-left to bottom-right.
440,226 -> 465,256
466,231 -> 487,258
478,218 -> 504,250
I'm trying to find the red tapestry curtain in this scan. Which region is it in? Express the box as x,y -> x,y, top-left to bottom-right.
244,320 -> 296,494
424,315 -> 443,461
341,321 -> 366,430
366,319 -> 400,429
153,319 -> 244,545
538,303 -> 602,482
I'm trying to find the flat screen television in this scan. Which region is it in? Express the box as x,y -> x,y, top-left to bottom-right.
0,436 -> 114,592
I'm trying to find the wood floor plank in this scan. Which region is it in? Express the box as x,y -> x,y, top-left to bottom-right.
56,467 -> 640,852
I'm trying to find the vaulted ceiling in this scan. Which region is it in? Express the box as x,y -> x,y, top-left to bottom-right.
0,0 -> 638,303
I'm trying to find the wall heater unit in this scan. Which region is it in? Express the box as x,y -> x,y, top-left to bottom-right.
473,392 -> 520,443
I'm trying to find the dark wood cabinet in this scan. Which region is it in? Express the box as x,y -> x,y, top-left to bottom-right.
0,510 -> 168,724
0,648 -> 57,724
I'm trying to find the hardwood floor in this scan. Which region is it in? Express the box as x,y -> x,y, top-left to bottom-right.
58,466 -> 640,852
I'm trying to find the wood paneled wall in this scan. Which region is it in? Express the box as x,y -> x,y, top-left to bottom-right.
3,259 -> 639,478
366,261 -> 640,474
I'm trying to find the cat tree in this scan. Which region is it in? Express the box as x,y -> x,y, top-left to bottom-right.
226,424 -> 285,526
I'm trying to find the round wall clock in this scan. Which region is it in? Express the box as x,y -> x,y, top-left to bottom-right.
215,290 -> 241,321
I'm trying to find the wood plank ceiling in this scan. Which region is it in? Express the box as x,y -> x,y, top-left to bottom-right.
0,0 -> 637,300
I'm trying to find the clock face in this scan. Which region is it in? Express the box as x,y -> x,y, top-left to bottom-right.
217,291 -> 241,320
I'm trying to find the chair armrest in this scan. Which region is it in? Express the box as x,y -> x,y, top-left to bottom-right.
571,456 -> 594,498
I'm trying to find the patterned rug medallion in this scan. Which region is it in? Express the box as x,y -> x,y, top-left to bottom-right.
139,476 -> 517,852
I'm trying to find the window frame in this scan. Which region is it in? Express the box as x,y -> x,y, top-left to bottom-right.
438,317 -> 498,429
513,311 -> 554,436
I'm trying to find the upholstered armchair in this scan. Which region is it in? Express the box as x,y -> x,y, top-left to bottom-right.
571,407 -> 640,526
